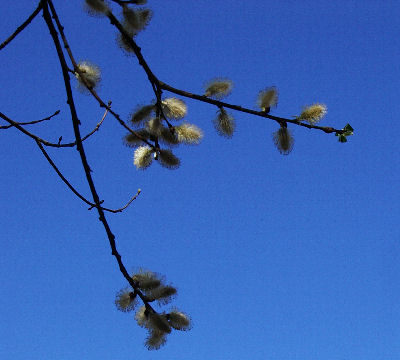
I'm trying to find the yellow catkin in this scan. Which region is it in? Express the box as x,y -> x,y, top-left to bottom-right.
257,87 -> 278,111
75,61 -> 101,92
298,103 -> 327,124
161,98 -> 187,119
134,146 -> 153,169
175,123 -> 203,144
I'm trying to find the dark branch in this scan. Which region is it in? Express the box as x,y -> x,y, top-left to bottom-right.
0,110 -> 108,147
110,0 -> 145,5
0,110 -> 60,129
46,4 -> 154,148
159,82 -> 343,134
106,8 -> 344,135
36,139 -> 95,207
46,0 -> 156,312
36,139 -> 139,213
0,2 -> 43,51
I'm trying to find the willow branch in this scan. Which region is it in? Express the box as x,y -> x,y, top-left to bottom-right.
110,0 -> 143,6
106,11 -> 162,103
159,82 -> 343,134
106,8 -> 344,135
0,110 -> 60,129
0,2 -> 43,51
45,0 -> 155,312
36,139 -> 138,213
36,139 -> 94,206
47,2 -> 154,149
88,189 -> 141,213
0,107 -> 107,146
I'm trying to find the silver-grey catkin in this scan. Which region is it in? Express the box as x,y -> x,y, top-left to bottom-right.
114,288 -> 137,312
145,285 -> 177,305
84,0 -> 109,16
273,127 -> 294,155
161,98 -> 187,119
123,129 -> 151,148
145,330 -> 167,350
204,78 -> 233,100
175,123 -> 203,144
132,270 -> 161,290
158,149 -> 180,169
122,6 -> 153,35
159,127 -> 179,146
130,104 -> 155,125
257,87 -> 278,111
168,310 -> 191,331
134,146 -> 154,169
298,103 -> 327,124
75,61 -> 101,92
214,108 -> 235,138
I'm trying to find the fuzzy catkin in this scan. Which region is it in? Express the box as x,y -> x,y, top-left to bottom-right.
257,87 -> 278,111
115,288 -> 136,312
130,104 -> 155,124
175,123 -> 203,144
298,103 -> 327,124
204,78 -> 233,100
158,149 -> 180,169
122,7 -> 153,35
168,310 -> 191,330
134,146 -> 153,169
123,129 -> 151,148
75,61 -> 101,92
161,98 -> 187,119
84,0 -> 109,16
214,108 -> 235,138
273,127 -> 294,155
145,330 -> 167,350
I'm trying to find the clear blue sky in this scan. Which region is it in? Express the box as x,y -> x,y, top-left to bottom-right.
1,1 -> 399,359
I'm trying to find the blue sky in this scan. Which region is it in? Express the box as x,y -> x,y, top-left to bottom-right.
1,0 -> 399,359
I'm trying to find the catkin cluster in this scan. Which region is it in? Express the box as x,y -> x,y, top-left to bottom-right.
115,270 -> 191,350
124,97 -> 203,170
82,0 -> 333,167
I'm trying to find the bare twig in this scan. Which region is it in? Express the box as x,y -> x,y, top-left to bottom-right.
110,0 -> 143,5
88,189 -> 141,213
0,110 -> 60,129
35,139 -> 95,207
36,139 -> 140,213
81,101 -> 111,141
0,109 -> 108,147
0,2 -> 43,51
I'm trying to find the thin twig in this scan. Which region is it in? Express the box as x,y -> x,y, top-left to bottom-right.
88,189 -> 141,213
0,109 -> 108,147
36,139 -> 95,207
37,139 -> 140,213
110,0 -> 142,5
0,110 -> 60,129
0,2 -> 43,51
81,101 -> 111,141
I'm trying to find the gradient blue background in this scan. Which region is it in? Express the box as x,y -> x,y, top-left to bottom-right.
1,1 -> 399,359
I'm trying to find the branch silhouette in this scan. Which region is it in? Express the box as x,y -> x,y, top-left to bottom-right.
0,0 -> 354,351
0,2 -> 43,51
